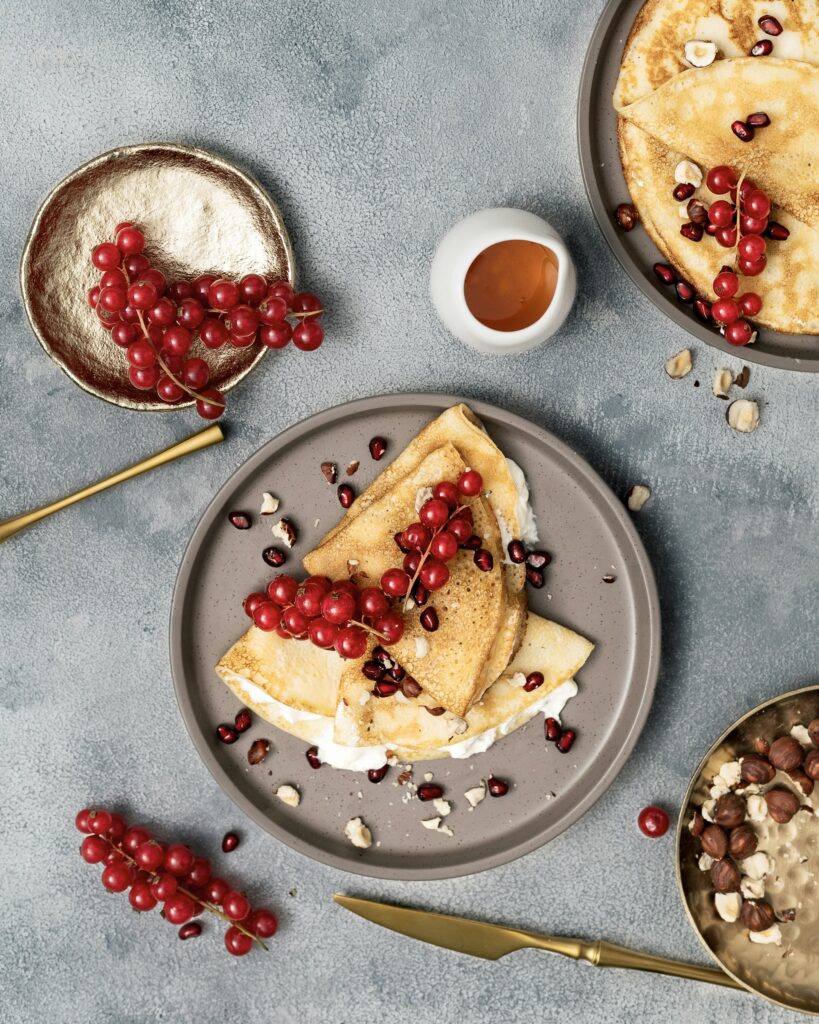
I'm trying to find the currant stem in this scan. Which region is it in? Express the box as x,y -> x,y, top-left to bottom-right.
348,619 -> 388,642
135,310 -> 225,409
401,499 -> 476,612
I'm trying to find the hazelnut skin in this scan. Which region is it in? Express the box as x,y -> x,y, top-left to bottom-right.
765,787 -> 801,824
808,719 -> 819,747
713,793 -> 746,829
690,810 -> 706,837
701,824 -> 728,859
740,754 -> 775,786
728,824 -> 758,860
711,858 -> 741,894
788,768 -> 814,797
768,736 -> 804,773
805,749 -> 819,781
741,899 -> 776,932
754,737 -> 771,757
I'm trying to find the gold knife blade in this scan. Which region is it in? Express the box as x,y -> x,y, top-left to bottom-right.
333,895 -> 743,991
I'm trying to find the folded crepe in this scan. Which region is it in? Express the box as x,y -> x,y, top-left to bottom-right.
304,442 -> 511,717
216,612 -> 594,763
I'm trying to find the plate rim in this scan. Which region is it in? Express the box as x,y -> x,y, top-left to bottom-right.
19,140 -> 295,411
576,0 -> 819,374
169,392 -> 661,879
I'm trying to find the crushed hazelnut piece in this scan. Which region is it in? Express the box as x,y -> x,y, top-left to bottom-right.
260,492 -> 280,515
727,399 -> 760,433
665,349 -> 693,379
626,484 -> 651,512
275,784 -> 300,808
712,368 -> 733,399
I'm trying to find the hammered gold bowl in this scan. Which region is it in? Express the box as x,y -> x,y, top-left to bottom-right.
20,142 -> 293,411
677,684 -> 819,1015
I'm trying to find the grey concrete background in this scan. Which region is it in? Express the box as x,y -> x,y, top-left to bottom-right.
1,1 -> 817,1021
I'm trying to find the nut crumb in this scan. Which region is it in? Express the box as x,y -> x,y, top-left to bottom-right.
346,460 -> 360,476
727,399 -> 760,433
271,517 -> 297,547
712,368 -> 733,399
735,366 -> 750,389
432,798 -> 452,817
684,39 -> 717,67
626,484 -> 651,512
674,159 -> 703,187
602,574 -> 616,584
344,817 -> 372,849
275,784 -> 300,808
665,349 -> 693,379
464,783 -> 486,808
320,462 -> 337,484
260,492 -> 280,515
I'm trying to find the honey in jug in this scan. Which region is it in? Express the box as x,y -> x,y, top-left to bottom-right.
463,239 -> 559,332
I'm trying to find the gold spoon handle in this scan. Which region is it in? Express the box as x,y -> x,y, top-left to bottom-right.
0,424 -> 224,544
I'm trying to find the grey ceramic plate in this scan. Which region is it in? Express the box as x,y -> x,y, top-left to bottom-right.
170,394 -> 660,879
578,0 -> 819,373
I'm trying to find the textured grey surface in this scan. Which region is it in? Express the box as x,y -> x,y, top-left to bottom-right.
1,1 -> 817,1022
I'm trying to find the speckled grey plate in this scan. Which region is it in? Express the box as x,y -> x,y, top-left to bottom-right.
578,0 -> 819,372
170,394 -> 660,879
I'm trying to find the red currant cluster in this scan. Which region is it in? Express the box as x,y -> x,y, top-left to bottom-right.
88,223 -> 325,418
241,469 -> 488,660
75,806 -> 276,957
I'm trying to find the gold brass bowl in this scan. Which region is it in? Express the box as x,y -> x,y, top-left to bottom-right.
677,684 -> 819,1015
20,142 -> 293,411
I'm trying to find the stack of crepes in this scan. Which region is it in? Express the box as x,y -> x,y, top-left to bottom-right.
216,404 -> 594,771
614,0 -> 819,334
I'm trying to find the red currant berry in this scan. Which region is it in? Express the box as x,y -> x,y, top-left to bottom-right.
110,322 -> 138,348
637,805 -> 670,838
714,225 -> 738,248
164,893 -> 196,925
725,319 -> 754,346
115,226 -> 145,255
249,908 -> 278,938
129,882 -> 158,913
738,255 -> 766,277
282,605 -> 310,637
373,610 -> 404,645
127,280 -> 158,310
157,376 -> 184,404
252,601 -> 281,632
88,286 -> 101,308
179,357 -> 209,390
267,575 -> 300,607
100,268 -> 127,290
705,165 -> 738,195
122,826 -> 152,854
258,296 -> 288,325
448,516 -> 473,544
429,530 -> 459,561
707,200 -> 734,227
92,242 -> 122,270
419,498 -> 451,529
205,877 -> 230,905
268,280 -> 295,307
99,287 -> 127,313
164,844 -> 195,877
334,625 -> 368,659
195,388 -> 225,420
197,318 -> 226,350
403,522 -> 432,550
208,279 -> 240,310
457,469 -> 483,496
225,925 -> 254,956
226,304 -> 259,336
432,480 -> 460,508
86,809 -> 113,835
134,840 -> 165,872
737,234 -> 766,262
223,890 -> 251,921
160,349 -> 185,374
294,584 -> 325,619
291,291 -> 322,314
193,274 -> 217,304
146,296 -> 175,326
185,856 -> 211,888
308,617 -> 339,649
259,322 -> 292,348
744,189 -> 771,219
419,558 -> 450,592
239,273 -> 268,306
737,292 -> 763,317
119,304 -> 140,323
712,271 -> 739,298
104,814 -> 124,839
243,591 -> 267,618
75,808 -> 94,833
381,568 -> 410,597
332,579 -> 360,597
101,861 -> 134,892
161,325 -> 191,356
80,835 -> 109,863
293,321 -> 324,351
150,873 -> 178,901
140,268 -> 166,296
360,587 -> 389,620
710,298 -> 740,326
177,297 -> 206,330
168,280 -> 195,302
321,588 -> 358,625
740,213 -> 768,236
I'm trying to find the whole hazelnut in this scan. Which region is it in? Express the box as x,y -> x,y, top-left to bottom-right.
740,753 -> 775,786
788,767 -> 814,796
711,857 -> 741,893
808,719 -> 819,747
741,899 -> 776,932
690,810 -> 706,837
754,737 -> 771,757
765,787 -> 801,823
805,749 -> 819,781
701,824 -> 728,859
615,203 -> 639,231
728,824 -> 758,860
713,793 -> 746,829
769,735 -> 804,772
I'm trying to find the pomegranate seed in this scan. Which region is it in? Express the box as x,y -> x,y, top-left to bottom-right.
306,746 -> 322,769
746,111 -> 770,128
507,540 -> 526,563
417,783 -> 444,801
637,805 -> 670,838
419,607 -> 439,632
412,581 -> 429,606
693,298 -> 712,322
221,831 -> 239,853
653,262 -> 675,285
368,765 -> 389,783
487,775 -> 509,797
732,119 -> 754,141
216,724 -> 238,744
228,511 -> 251,529
758,14 -> 782,35
526,565 -> 545,588
234,709 -> 252,733
337,484 -> 354,508
247,739 -> 270,765
614,203 -> 639,231
750,38 -> 773,55
374,679 -> 399,697
425,706 -> 446,716
262,546 -> 286,568
705,223 -> 719,236
462,534 -> 482,551
556,729 -> 576,753
368,436 -> 387,461
524,671 -> 544,692
474,549 -> 494,572
362,660 -> 384,681
766,221 -> 790,241
675,281 -> 695,303
387,661 -> 405,681
545,717 -> 562,742
178,922 -> 202,940
526,550 -> 551,569
672,182 -> 695,201
680,222 -> 703,242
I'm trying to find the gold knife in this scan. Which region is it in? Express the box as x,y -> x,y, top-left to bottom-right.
334,895 -> 742,991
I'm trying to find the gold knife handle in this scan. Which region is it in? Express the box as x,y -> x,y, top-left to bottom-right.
590,940 -> 742,990
0,424 -> 224,544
